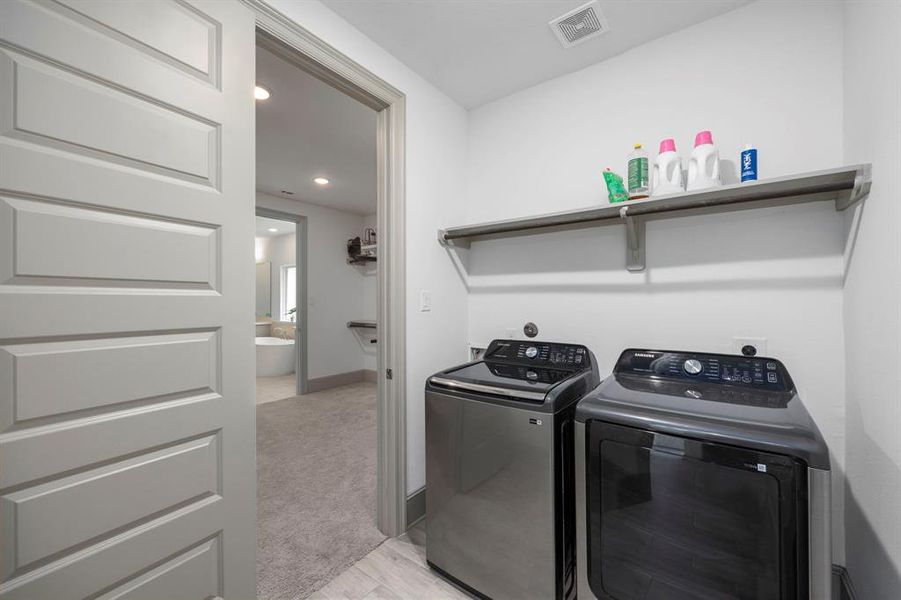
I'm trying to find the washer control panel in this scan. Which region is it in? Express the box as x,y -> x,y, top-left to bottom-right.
485,339 -> 590,369
615,349 -> 793,393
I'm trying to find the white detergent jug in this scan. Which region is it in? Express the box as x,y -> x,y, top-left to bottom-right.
651,138 -> 683,196
686,130 -> 722,191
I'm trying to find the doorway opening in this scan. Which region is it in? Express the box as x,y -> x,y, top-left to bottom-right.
253,30 -> 389,600
254,211 -> 304,400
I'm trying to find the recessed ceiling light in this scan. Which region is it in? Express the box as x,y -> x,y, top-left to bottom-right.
254,85 -> 271,101
267,228 -> 278,232
313,177 -> 330,185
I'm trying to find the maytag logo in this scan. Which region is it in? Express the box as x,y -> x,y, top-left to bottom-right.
634,352 -> 657,358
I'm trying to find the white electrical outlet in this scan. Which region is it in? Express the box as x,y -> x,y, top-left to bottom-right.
732,337 -> 767,357
419,290 -> 431,312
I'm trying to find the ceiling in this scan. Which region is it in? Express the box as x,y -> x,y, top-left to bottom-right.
321,0 -> 750,108
256,216 -> 296,238
256,46 -> 377,215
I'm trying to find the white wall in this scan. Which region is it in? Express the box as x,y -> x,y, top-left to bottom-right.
465,0 -> 848,561
255,238 -> 272,317
258,0 -> 470,494
265,231 -> 295,320
257,192 -> 374,380
841,0 -> 901,596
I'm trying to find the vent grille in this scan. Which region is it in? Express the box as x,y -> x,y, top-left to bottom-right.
549,1 -> 609,48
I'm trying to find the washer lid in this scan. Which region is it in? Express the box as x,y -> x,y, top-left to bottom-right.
430,361 -> 575,401
427,339 -> 600,412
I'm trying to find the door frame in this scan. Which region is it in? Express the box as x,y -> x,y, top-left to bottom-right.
245,0 -> 408,537
255,207 -> 308,394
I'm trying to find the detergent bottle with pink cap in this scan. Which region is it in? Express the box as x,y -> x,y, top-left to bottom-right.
651,138 -> 684,197
687,130 -> 722,191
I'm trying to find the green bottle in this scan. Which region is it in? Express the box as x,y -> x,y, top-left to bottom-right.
627,143 -> 649,199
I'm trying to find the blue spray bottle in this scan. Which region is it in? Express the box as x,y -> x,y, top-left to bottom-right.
741,144 -> 758,182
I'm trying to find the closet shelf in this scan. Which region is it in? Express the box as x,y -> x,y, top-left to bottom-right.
347,320 -> 377,330
438,164 -> 871,272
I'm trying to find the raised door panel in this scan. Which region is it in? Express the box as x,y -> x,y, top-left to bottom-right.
0,196 -> 220,290
0,497 -> 223,600
0,0 -> 223,110
52,0 -> 219,83
0,331 -> 219,426
0,49 -> 219,187
1,435 -> 220,578
96,537 -> 221,600
0,392 -> 222,489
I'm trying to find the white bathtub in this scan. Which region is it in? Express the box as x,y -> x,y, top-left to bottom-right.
256,337 -> 295,377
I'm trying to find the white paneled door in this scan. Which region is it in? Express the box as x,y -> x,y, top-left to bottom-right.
0,1 -> 256,598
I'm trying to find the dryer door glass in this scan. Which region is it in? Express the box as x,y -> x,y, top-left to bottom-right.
586,421 -> 806,600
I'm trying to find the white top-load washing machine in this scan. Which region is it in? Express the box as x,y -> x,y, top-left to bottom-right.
575,349 -> 831,600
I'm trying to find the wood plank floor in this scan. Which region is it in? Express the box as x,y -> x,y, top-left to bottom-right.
309,524 -> 475,600
310,524 -> 849,600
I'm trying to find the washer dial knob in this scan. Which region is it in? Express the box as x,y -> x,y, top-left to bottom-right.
683,359 -> 703,375
525,346 -> 539,359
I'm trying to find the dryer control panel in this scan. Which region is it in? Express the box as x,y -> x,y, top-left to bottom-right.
615,349 -> 794,393
485,339 -> 590,369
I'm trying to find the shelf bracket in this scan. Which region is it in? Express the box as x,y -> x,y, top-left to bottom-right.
619,206 -> 646,272
835,164 -> 872,211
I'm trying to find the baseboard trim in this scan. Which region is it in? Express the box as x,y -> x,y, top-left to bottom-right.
363,369 -> 378,383
306,369 -> 372,393
832,565 -> 857,600
406,486 -> 425,529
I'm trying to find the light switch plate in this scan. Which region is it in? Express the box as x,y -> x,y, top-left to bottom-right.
419,290 -> 431,312
732,337 -> 767,356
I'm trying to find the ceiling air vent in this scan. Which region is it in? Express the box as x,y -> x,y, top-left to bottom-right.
549,1 -> 609,48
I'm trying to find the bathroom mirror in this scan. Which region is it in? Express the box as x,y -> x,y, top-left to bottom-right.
256,261 -> 272,318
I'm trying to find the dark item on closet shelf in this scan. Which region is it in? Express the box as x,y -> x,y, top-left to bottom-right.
347,236 -> 376,264
347,236 -> 362,258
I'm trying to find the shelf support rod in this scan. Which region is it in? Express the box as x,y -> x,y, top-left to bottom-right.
437,229 -> 470,249
620,206 -> 646,272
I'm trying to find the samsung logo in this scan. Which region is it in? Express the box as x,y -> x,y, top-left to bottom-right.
634,352 -> 657,358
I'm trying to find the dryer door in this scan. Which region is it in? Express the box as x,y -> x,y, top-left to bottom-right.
585,421 -> 806,600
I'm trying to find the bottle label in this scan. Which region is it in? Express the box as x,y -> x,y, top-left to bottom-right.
628,157 -> 648,192
741,149 -> 758,182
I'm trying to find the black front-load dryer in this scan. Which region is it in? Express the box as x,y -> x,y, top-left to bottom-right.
575,349 -> 832,600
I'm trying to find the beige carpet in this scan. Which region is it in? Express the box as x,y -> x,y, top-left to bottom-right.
257,382 -> 386,600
